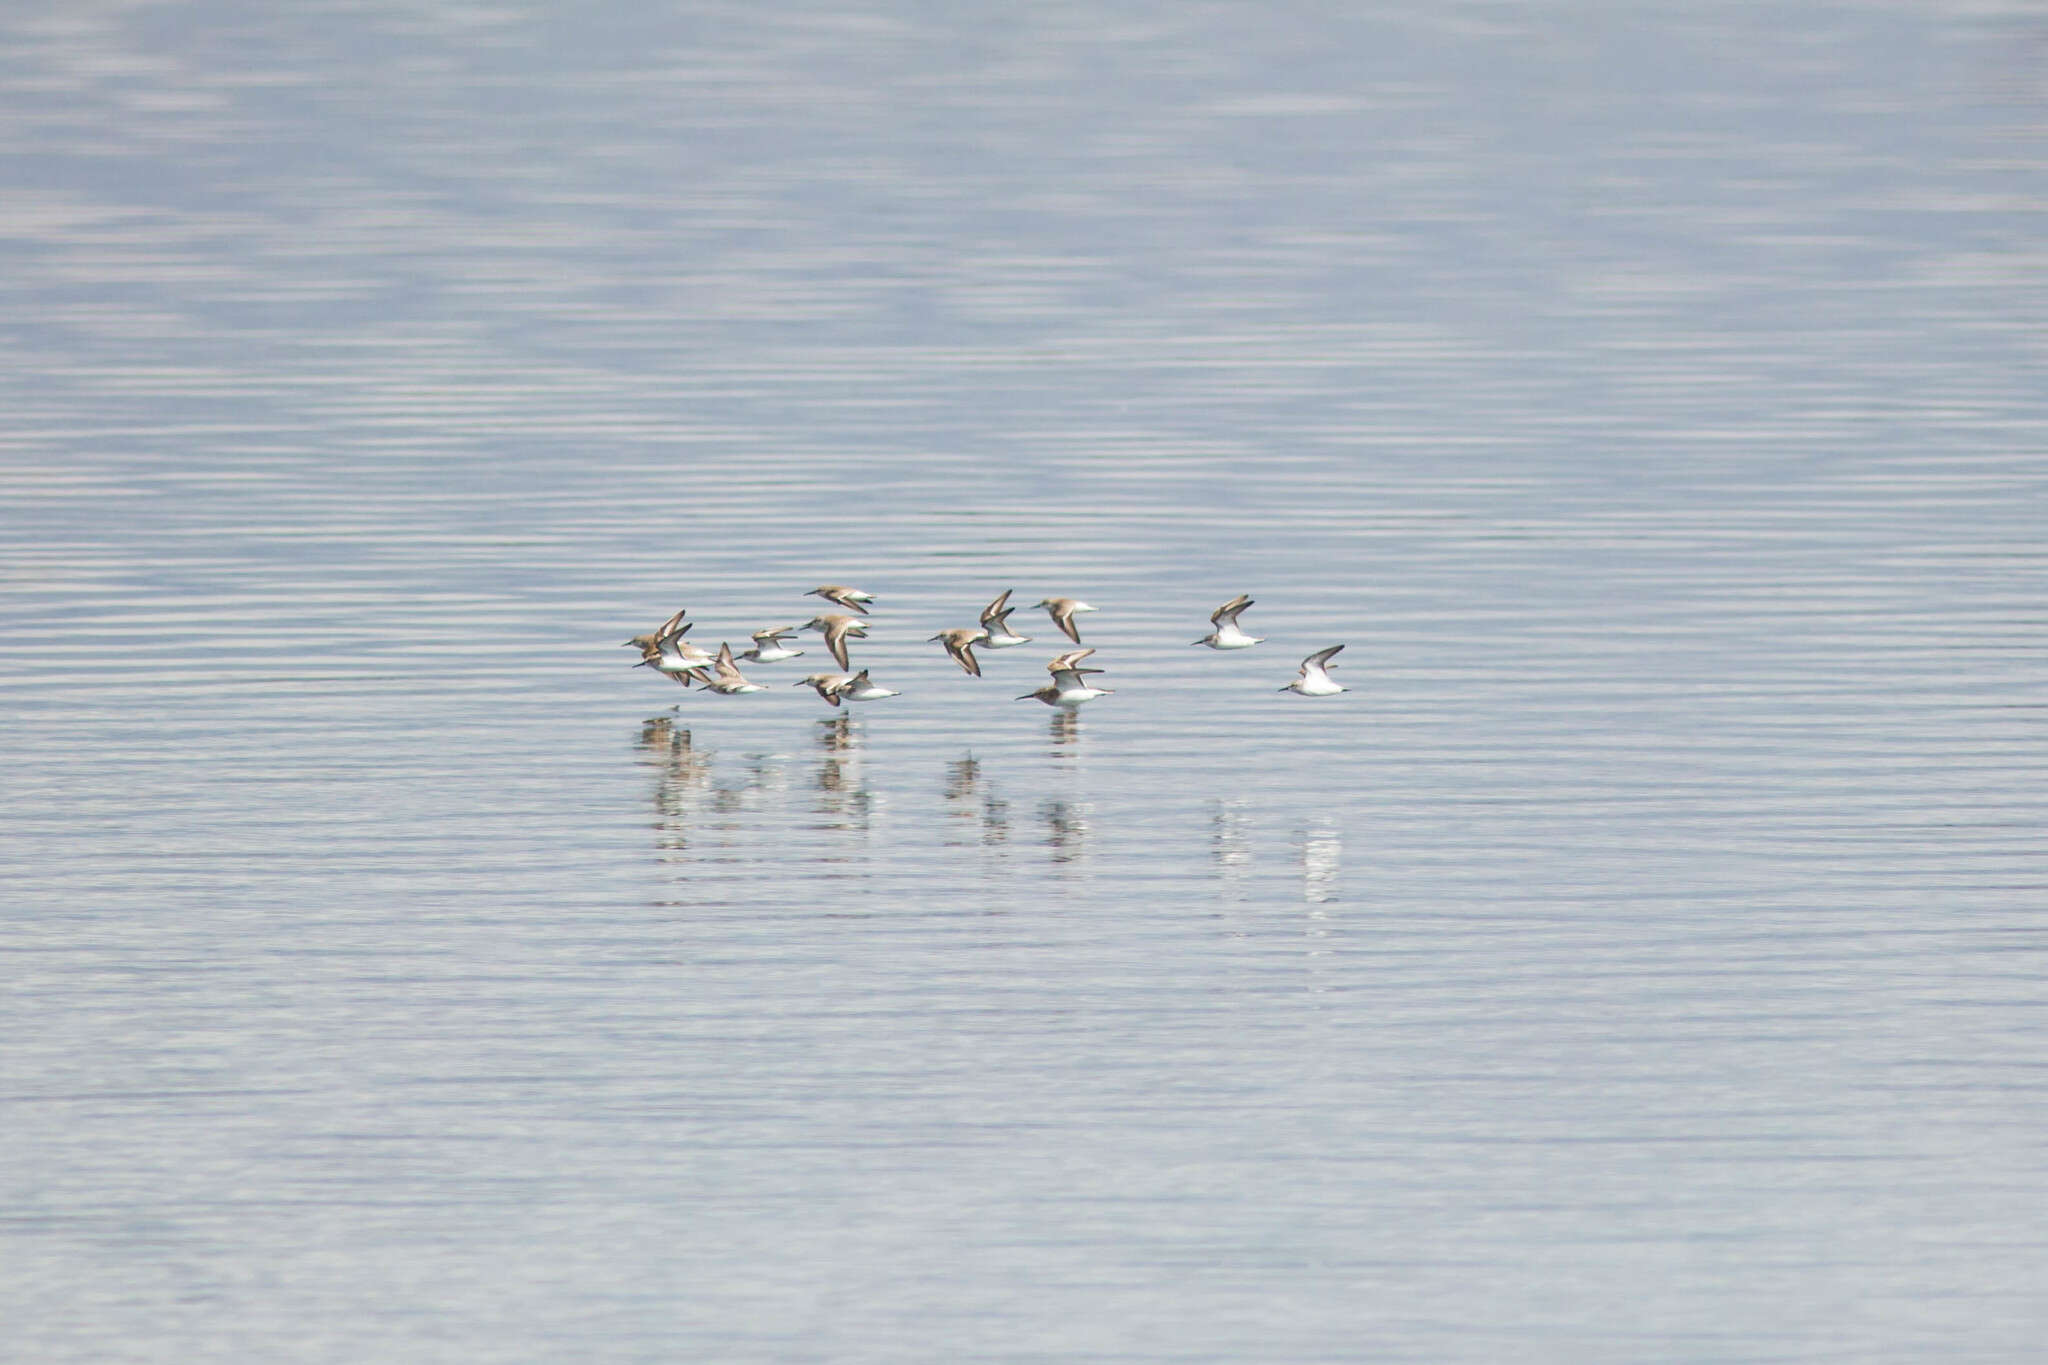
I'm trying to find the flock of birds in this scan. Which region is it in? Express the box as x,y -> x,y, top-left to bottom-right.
625,584 -> 1351,709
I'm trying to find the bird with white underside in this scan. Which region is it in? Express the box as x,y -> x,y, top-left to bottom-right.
1281,645 -> 1348,697
978,589 -> 1032,649
1192,593 -> 1263,650
1034,596 -> 1097,644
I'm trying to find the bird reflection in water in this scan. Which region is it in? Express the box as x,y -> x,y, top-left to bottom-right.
943,755 -> 979,845
1212,799 -> 1252,900
1303,824 -> 1340,905
814,714 -> 871,831
1302,823 -> 1341,984
1048,709 -> 1080,756
1040,798 -> 1089,865
944,754 -> 1010,848
710,751 -> 789,816
638,716 -> 712,854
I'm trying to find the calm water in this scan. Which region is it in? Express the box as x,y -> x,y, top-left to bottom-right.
5,2 -> 2048,1360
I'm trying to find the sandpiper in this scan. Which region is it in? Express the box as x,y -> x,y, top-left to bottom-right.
978,589 -> 1032,649
806,585 -> 875,615
1035,596 -> 1098,644
624,608 -> 688,653
639,628 -> 717,678
739,624 -> 806,664
702,643 -> 767,695
1281,645 -> 1348,696
1045,647 -> 1102,675
793,672 -> 855,707
839,669 -> 900,701
929,626 -> 990,677
803,613 -> 869,670
1193,593 -> 1264,650
1019,667 -> 1114,709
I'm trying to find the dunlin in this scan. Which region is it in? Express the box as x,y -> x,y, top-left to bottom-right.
803,613 -> 869,670
839,669 -> 900,701
806,585 -> 874,615
929,626 -> 989,677
739,624 -> 806,664
793,672 -> 855,707
638,629 -> 717,678
978,589 -> 1032,649
702,643 -> 767,695
1034,596 -> 1098,644
1193,593 -> 1264,650
624,607 -> 688,653
1281,645 -> 1348,696
1019,666 -> 1114,709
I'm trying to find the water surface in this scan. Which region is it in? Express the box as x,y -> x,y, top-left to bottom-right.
5,2 -> 2048,1360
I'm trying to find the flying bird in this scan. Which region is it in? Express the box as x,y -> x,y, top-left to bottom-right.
1192,594 -> 1263,650
929,626 -> 990,677
1019,666 -> 1114,709
636,626 -> 716,678
739,625 -> 806,664
839,669 -> 900,701
1281,645 -> 1348,697
701,643 -> 767,695
978,589 -> 1032,649
624,607 -> 688,653
803,613 -> 869,670
1034,596 -> 1098,644
806,585 -> 875,615
793,672 -> 854,707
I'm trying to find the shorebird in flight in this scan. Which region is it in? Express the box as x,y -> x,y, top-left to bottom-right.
1019,666 -> 1114,709
929,626 -> 990,677
1192,594 -> 1263,650
738,624 -> 806,664
1034,596 -> 1098,644
793,672 -> 854,707
978,589 -> 1032,649
624,608 -> 688,654
806,585 -> 874,615
637,625 -> 717,679
701,643 -> 767,695
1281,645 -> 1348,697
803,613 -> 869,670
839,669 -> 900,701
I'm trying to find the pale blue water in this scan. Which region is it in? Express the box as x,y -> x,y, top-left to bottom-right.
5,2 -> 2048,1361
